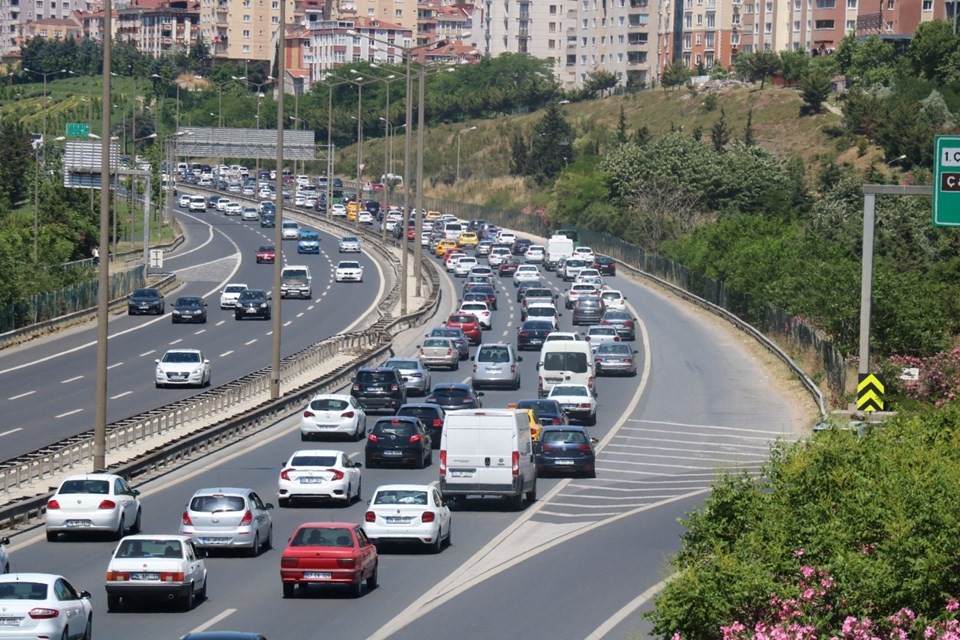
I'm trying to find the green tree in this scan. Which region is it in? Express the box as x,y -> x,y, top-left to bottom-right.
0,123 -> 32,208
634,125 -> 652,146
529,103 -> 575,184
779,49 -> 810,85
742,106 -> 756,146
738,51 -> 782,89
799,69 -> 832,115
615,104 -> 628,145
583,69 -> 619,98
509,132 -> 528,176
711,108 -> 731,153
905,19 -> 960,84
661,62 -> 692,89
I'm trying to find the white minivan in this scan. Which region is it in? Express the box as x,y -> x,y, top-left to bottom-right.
439,409 -> 537,509
537,340 -> 595,397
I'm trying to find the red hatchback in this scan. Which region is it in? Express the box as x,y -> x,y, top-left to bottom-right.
445,313 -> 482,345
280,522 -> 378,598
256,245 -> 276,264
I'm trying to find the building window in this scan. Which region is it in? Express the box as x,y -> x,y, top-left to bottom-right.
922,0 -> 931,8
550,4 -> 557,12
731,33 -> 740,44
696,13 -> 702,24
886,0 -> 893,7
243,29 -> 250,37
846,19 -> 855,29
815,0 -> 835,7
548,38 -> 555,48
243,14 -> 250,21
696,33 -> 702,44
793,19 -> 800,30
549,21 -> 556,31
846,0 -> 856,6
765,1 -> 772,11
619,15 -> 625,24
684,11 -> 691,26
765,21 -> 772,32
582,18 -> 588,27
242,44 -> 250,52
683,53 -> 691,65
706,32 -> 714,47
395,8 -> 402,16
683,33 -> 691,48
794,0 -> 801,8
814,18 -> 834,28
271,15 -> 278,22
696,53 -> 702,64
706,10 -> 715,25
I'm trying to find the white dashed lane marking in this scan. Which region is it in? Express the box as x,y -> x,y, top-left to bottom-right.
194,329 -> 206,335
244,339 -> 257,346
220,350 -> 234,357
60,375 -> 83,384
55,409 -> 83,418
110,391 -> 133,400
7,391 -> 35,400
169,338 -> 183,345
139,350 -> 156,357
107,362 -> 124,370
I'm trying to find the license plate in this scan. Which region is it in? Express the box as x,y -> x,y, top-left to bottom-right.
0,618 -> 21,626
385,517 -> 410,524
300,477 -> 324,483
131,573 -> 161,581
65,520 -> 90,527
383,450 -> 402,456
200,538 -> 229,545
555,460 -> 576,466
450,470 -> 472,478
304,572 -> 331,580
246,307 -> 256,313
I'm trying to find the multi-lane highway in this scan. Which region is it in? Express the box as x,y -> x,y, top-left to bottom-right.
0,205 -> 384,459
2,221 -> 815,639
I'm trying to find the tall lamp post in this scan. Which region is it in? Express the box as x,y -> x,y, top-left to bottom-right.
246,76 -> 274,176
319,74 -> 352,215
23,67 -> 66,147
456,126 -> 477,182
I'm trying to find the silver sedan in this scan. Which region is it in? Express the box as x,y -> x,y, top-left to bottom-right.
339,235 -> 361,253
383,357 -> 432,396
593,343 -> 639,376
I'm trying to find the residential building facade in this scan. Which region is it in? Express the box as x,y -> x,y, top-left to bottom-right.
198,0 -> 296,61
117,0 -> 198,57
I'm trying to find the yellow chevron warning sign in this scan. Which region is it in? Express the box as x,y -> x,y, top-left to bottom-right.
857,373 -> 885,412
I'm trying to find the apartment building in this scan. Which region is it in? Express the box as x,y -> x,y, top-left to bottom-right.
328,0 -> 419,39
198,0 -> 296,61
304,16 -> 412,83
117,0 -> 198,57
1,0 -> 92,56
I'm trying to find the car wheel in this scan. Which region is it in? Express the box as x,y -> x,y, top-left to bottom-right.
426,450 -> 433,466
282,583 -> 296,598
131,508 -> 142,534
172,316 -> 179,324
354,421 -> 365,441
430,534 -> 443,554
586,414 -> 597,427
351,577 -> 364,598
526,480 -> 537,504
114,515 -> 125,540
451,360 -> 459,371
181,584 -> 196,611
46,530 -> 57,542
264,526 -> 273,550
107,594 -> 120,612
249,533 -> 261,557
235,312 -> 242,320
366,563 -> 378,590
278,497 -> 290,508
509,488 -> 524,511
445,522 -> 452,546
82,615 -> 93,640
584,468 -> 597,479
198,576 -> 208,601
415,451 -> 426,470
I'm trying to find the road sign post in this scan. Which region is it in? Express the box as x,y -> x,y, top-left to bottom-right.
933,135 -> 960,226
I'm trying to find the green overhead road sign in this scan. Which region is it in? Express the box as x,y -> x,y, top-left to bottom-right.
933,135 -> 960,226
65,123 -> 90,138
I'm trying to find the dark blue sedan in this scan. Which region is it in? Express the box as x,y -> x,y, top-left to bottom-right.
535,426 -> 597,477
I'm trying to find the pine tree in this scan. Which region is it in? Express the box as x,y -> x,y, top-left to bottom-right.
711,108 -> 731,153
743,106 -> 756,146
616,105 -> 629,145
509,132 -> 529,176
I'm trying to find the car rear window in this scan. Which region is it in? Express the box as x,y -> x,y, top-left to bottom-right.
291,527 -> 354,547
358,370 -> 396,383
526,307 -> 555,317
543,352 -> 589,374
448,315 -> 474,324
423,338 -> 450,348
374,490 -> 428,505
0,582 -> 48,600
541,430 -> 587,444
189,495 -> 246,513
116,539 -> 182,559
431,389 -> 469,400
385,359 -> 418,370
59,479 -> 109,494
477,346 -> 511,362
397,407 -> 439,421
372,420 -> 416,436
290,455 -> 338,467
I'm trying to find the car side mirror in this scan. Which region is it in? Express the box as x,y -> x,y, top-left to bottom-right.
476,392 -> 485,396
203,360 -> 210,365
536,363 -> 541,370
354,462 -> 363,468
154,359 -> 160,364
268,295 -> 273,301
132,489 -> 141,496
590,437 -> 599,444
0,536 -> 9,545
198,549 -> 209,558
265,503 -> 275,510
634,350 -> 639,354
80,590 -> 93,599
517,356 -> 523,362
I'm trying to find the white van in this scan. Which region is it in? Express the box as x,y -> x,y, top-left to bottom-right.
439,409 -> 537,509
545,234 -> 575,271
188,195 -> 206,212
443,222 -> 464,241
537,340 -> 595,397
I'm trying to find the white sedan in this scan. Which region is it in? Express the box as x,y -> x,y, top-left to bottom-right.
524,245 -> 546,263
458,301 -> 492,329
547,383 -> 598,426
219,282 -> 248,309
46,473 -> 142,541
513,264 -> 542,287
104,535 -> 208,612
600,289 -> 627,311
300,394 -> 367,441
573,246 -> 596,262
362,484 -> 452,553
223,201 -> 243,216
215,198 -> 233,212
278,449 -> 362,507
330,203 -> 347,217
335,260 -> 364,283
454,257 -> 478,277
0,536 -> 9,574
155,349 -> 211,388
358,211 -> 374,225
0,573 -> 93,638
524,302 -> 560,330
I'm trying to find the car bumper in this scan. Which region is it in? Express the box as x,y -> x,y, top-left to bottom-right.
257,256 -> 275,263
536,457 -> 595,473
517,338 -> 546,350
596,361 -> 636,374
280,289 -> 312,298
366,448 -> 422,465
181,528 -> 257,549
220,299 -> 239,309
47,510 -> 121,532
298,246 -> 320,253
300,419 -> 355,436
472,376 -> 519,390
281,569 -> 360,586
128,305 -> 162,315
440,478 -> 522,498
105,582 -> 192,598
235,307 -> 270,317
355,397 -> 403,413
278,479 -> 351,500
420,357 -> 458,369
363,522 -> 441,544
336,273 -> 363,282
156,373 -> 205,385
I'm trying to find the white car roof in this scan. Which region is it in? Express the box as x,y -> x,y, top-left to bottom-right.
372,483 -> 439,493
113,534 -> 192,543
162,348 -> 203,355
61,472 -> 122,483
0,573 -> 64,583
290,449 -> 346,458
307,393 -> 353,401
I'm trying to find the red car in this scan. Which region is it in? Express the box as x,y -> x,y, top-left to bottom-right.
498,258 -> 522,277
445,312 -> 482,345
280,522 -> 378,598
256,245 -> 276,264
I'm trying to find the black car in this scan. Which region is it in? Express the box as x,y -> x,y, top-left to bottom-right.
601,310 -> 637,341
365,417 -> 432,468
396,403 -> 446,448
426,327 -> 470,360
535,426 -> 597,477
260,213 -> 276,228
127,287 -> 165,315
206,196 -> 221,209
516,399 -> 569,427
512,238 -> 533,255
498,257 -> 522,277
364,199 -> 380,218
516,320 -> 554,351
424,383 -> 483,411
171,296 -> 207,324
351,367 -> 407,414
593,255 -> 617,276
234,289 -> 271,320
572,296 -> 606,326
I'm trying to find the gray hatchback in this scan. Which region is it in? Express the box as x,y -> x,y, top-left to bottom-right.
178,487 -> 274,556
572,296 -> 606,326
471,343 -> 522,390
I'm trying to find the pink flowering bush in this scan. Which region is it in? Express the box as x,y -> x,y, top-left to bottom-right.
886,349 -> 960,406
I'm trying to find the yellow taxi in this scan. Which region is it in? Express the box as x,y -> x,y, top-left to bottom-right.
457,232 -> 479,248
510,404 -> 543,441
425,210 -> 442,221
436,239 -> 457,258
347,200 -> 360,220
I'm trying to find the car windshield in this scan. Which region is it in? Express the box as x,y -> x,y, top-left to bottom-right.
283,222 -> 298,229
189,495 -> 245,513
384,359 -> 418,370
526,289 -> 552,298
132,288 -> 158,298
309,398 -> 349,411
341,236 -> 359,243
258,246 -> 274,252
290,455 -> 338,467
175,298 -> 203,307
543,352 -> 589,373
423,338 -> 451,349
225,285 -> 247,294
518,400 -> 558,413
358,371 -> 395,383
448,315 -> 474,324
59,479 -> 109,494
339,262 -> 361,269
0,582 -> 48,600
238,291 -> 266,302
596,344 -> 631,355
566,260 -> 588,268
461,304 -> 486,312
552,385 -> 589,397
398,407 -> 439,421
542,430 -> 588,444
300,232 -> 318,240
432,329 -> 462,340
162,352 -> 201,364
116,539 -> 182,559
291,527 -> 354,547
478,346 -> 511,362
374,490 -> 428,505
372,420 -> 417,436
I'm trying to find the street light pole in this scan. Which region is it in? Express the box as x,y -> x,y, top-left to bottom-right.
456,126 -> 477,182
24,67 -> 66,149
270,2 -> 287,401
414,63 -> 425,297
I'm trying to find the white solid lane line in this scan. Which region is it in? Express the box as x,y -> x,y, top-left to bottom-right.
60,375 -> 83,384
110,391 -> 133,400
7,391 -> 36,400
139,350 -> 156,357
107,362 -> 124,370
244,339 -> 257,346
55,409 -> 83,418
189,608 -> 237,634
0,428 -> 23,438
220,350 -> 234,357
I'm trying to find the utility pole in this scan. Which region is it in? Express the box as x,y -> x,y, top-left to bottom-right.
270,1 -> 287,400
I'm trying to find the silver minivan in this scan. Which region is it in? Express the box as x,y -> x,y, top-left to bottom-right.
179,487 -> 274,556
472,343 -> 522,391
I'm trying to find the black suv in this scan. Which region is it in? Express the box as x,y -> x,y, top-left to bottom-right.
572,296 -> 606,326
234,289 -> 272,320
128,288 -> 165,315
351,367 -> 407,414
171,296 -> 207,324
364,416 -> 432,468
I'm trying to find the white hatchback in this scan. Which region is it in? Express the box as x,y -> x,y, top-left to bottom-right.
0,573 -> 93,638
219,283 -> 248,309
278,449 -> 363,507
300,394 -> 367,441
513,264 -> 542,287
362,484 -> 452,553
458,301 -> 492,329
46,473 -> 142,541
600,289 -> 627,312
105,535 -> 208,612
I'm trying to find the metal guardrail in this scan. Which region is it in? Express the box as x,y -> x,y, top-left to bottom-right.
0,195 -> 442,530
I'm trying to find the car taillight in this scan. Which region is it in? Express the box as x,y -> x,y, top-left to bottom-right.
542,445 -> 554,452
106,571 -> 130,581
390,384 -> 399,391
447,350 -> 454,356
280,468 -> 295,481
510,364 -> 517,373
588,376 -> 595,390
422,511 -> 436,523
47,499 -> 60,510
352,383 -> 360,391
433,418 -> 443,427
419,347 -> 426,356
303,410 -> 315,418
182,511 -> 193,526
98,500 -> 117,509
239,510 -> 253,526
625,321 -> 634,327
472,364 -> 478,373
512,451 -> 520,476
584,335 -> 591,341
368,433 -> 378,442
337,558 -> 356,568
409,434 -> 422,443
281,557 -> 299,567
577,444 -> 592,451
625,358 -> 633,363
552,417 -> 563,425
440,450 -> 447,475
328,469 -> 345,480
160,572 -> 185,582
28,608 -> 59,620
341,410 -> 355,418
365,511 -> 376,522
579,403 -> 592,409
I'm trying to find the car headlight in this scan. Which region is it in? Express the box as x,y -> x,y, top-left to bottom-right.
260,303 -> 268,308
172,309 -> 181,314
156,367 -> 163,376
